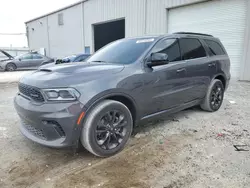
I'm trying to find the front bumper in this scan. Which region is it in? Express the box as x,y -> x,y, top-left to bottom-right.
14,93 -> 84,148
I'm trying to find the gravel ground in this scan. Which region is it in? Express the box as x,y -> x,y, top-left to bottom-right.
0,81 -> 249,188
0,71 -> 33,83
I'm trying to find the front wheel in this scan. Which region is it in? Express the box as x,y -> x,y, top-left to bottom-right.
80,100 -> 133,157
5,63 -> 16,71
201,79 -> 224,112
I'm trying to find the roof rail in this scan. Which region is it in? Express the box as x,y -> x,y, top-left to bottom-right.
174,32 -> 213,37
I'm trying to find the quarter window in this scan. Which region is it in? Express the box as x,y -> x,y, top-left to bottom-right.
205,40 -> 225,56
152,39 -> 181,62
179,38 -> 206,60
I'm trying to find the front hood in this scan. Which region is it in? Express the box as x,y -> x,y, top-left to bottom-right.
0,59 -> 12,62
38,62 -> 124,74
0,50 -> 13,59
20,62 -> 125,88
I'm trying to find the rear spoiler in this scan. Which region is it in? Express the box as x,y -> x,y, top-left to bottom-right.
0,49 -> 14,59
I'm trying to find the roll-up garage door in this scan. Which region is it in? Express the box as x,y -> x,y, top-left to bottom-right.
168,0 -> 247,78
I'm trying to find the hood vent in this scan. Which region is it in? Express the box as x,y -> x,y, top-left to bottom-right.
39,69 -> 52,72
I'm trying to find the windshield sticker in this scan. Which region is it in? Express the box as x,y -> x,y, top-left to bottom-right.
136,38 -> 155,43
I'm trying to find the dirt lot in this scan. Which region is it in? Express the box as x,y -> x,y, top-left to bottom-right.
0,70 -> 33,84
0,80 -> 250,188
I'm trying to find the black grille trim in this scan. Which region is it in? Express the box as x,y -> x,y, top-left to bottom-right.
22,121 -> 47,140
18,83 -> 45,102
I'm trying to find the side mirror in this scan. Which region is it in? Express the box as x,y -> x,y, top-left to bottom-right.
147,53 -> 169,67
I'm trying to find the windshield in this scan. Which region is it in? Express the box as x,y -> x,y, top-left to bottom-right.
88,38 -> 155,64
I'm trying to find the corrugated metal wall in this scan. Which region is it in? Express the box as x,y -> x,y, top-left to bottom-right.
47,4 -> 83,58
27,17 -> 49,55
83,0 -> 209,52
83,0 -> 146,52
26,0 -> 250,80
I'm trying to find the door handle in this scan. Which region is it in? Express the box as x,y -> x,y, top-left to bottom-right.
208,63 -> 216,67
176,68 -> 186,73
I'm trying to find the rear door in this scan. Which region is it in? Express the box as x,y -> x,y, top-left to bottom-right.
31,54 -> 46,68
178,38 -> 210,100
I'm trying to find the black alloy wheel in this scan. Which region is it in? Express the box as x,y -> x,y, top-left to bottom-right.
81,100 -> 133,157
96,110 -> 128,150
210,84 -> 223,110
200,79 -> 224,112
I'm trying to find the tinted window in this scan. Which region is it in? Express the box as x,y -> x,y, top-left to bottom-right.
179,38 -> 206,60
152,39 -> 181,62
205,40 -> 225,56
33,54 -> 43,59
87,38 -> 155,64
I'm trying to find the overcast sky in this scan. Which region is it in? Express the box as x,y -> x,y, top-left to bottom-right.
0,0 -> 79,47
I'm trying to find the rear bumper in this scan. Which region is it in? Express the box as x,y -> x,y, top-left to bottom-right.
14,93 -> 84,148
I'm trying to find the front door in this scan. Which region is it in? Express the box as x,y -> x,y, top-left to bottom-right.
17,54 -> 33,69
139,38 -> 191,116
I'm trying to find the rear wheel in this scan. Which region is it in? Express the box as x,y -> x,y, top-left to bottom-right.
81,100 -> 133,157
5,63 -> 16,71
201,79 -> 224,112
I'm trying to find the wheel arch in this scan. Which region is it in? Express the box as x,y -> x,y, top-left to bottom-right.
82,92 -> 138,127
213,74 -> 226,89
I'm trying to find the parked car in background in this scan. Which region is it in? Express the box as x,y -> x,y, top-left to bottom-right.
0,51 -> 53,71
0,49 -> 14,62
41,53 -> 91,66
14,32 -> 230,157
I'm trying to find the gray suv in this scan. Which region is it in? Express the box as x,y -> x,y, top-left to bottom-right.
14,32 -> 230,157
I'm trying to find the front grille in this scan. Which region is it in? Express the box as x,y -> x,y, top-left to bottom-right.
19,83 -> 45,102
22,121 -> 46,140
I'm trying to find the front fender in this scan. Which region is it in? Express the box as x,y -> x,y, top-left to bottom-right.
73,90 -> 138,147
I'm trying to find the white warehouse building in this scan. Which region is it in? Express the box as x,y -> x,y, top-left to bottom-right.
26,0 -> 250,81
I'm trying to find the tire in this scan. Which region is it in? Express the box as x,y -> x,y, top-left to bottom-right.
5,63 -> 16,71
200,79 -> 224,112
81,100 -> 133,157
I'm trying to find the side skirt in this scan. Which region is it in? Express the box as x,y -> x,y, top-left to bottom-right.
139,99 -> 202,124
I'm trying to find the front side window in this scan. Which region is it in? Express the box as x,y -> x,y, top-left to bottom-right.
205,40 -> 225,56
87,38 -> 155,64
19,54 -> 33,60
151,38 -> 181,62
179,38 -> 206,60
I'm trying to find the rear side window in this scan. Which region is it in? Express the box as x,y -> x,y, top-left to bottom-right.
33,54 -> 43,59
179,38 -> 206,60
151,38 -> 181,62
205,40 -> 225,56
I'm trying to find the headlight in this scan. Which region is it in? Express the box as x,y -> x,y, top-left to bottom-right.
42,88 -> 80,101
